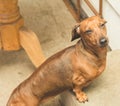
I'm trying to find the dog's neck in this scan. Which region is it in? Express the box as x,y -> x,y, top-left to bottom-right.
75,40 -> 107,59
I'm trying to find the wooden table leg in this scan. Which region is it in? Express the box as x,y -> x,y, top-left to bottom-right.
20,27 -> 45,67
0,0 -> 23,51
0,0 -> 45,67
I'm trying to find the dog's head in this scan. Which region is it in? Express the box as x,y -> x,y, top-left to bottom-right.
71,16 -> 108,48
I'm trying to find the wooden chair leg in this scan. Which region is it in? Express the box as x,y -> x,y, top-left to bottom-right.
19,27 -> 46,67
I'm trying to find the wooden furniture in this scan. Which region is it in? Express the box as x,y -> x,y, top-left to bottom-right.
63,0 -> 103,22
0,0 -> 45,67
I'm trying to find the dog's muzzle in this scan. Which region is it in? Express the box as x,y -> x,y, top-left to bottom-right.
99,37 -> 108,47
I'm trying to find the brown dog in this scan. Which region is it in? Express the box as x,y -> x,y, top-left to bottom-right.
7,16 -> 108,106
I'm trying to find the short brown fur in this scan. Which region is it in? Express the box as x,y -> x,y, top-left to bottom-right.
7,16 -> 108,106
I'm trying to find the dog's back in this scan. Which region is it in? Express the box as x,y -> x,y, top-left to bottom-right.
7,45 -> 76,106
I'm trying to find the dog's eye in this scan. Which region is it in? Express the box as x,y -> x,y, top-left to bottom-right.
85,30 -> 92,34
100,23 -> 105,28
100,21 -> 107,28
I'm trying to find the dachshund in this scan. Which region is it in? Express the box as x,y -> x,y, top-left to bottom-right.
7,16 -> 108,106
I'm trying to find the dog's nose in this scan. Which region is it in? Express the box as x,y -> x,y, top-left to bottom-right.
100,38 -> 108,46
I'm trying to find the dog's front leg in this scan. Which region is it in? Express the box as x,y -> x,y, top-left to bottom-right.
72,74 -> 88,103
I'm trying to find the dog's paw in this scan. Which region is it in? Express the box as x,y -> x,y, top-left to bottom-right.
76,92 -> 88,103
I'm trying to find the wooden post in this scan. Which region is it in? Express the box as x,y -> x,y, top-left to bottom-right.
63,0 -> 80,22
77,0 -> 81,22
0,0 -> 24,51
99,0 -> 103,17
84,0 -> 99,16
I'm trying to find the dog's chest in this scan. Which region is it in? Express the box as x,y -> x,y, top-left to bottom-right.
76,52 -> 97,66
72,51 -> 104,75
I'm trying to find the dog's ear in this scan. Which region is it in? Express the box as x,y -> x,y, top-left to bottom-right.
71,24 -> 81,41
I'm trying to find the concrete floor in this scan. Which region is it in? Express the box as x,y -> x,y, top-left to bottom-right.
0,0 -> 120,106
0,0 -> 76,106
